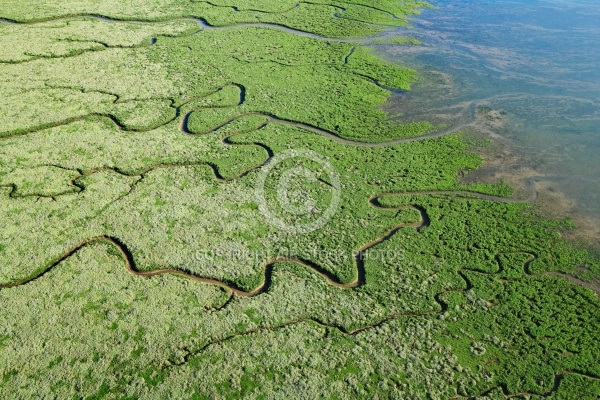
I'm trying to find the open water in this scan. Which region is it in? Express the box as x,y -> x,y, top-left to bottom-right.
382,0 -> 600,221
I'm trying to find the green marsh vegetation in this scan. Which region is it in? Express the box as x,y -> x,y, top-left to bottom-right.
0,0 -> 598,398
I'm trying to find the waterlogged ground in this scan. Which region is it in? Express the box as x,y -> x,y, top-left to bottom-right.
0,1 -> 599,398
380,0 -> 600,243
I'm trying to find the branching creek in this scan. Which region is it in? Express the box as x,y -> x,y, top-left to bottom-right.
1,10 -> 598,397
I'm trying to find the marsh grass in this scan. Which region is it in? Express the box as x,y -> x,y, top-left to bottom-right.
0,0 -> 598,398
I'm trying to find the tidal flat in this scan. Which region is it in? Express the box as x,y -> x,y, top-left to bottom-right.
381,0 -> 600,247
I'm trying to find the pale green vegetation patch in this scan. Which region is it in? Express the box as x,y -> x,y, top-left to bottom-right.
0,0 -> 599,398
0,0 -> 189,21
0,18 -> 199,63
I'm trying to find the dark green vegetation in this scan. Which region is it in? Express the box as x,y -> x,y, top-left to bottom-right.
0,1 -> 598,399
